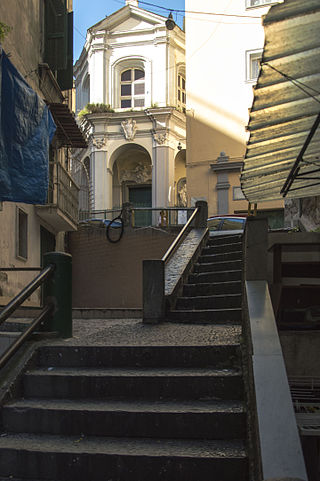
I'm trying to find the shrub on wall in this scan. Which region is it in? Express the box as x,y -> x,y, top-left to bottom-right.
78,103 -> 115,117
0,22 -> 12,42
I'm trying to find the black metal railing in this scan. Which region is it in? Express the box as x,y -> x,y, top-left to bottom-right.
0,265 -> 55,369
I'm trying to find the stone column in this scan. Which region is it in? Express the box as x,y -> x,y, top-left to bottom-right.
152,135 -> 175,208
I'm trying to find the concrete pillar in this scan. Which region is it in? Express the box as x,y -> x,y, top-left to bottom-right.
194,200 -> 208,228
244,216 -> 268,281
143,259 -> 165,323
43,252 -> 72,338
152,145 -> 175,208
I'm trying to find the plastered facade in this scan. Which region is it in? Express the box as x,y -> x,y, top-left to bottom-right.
73,1 -> 186,212
185,0 -> 284,218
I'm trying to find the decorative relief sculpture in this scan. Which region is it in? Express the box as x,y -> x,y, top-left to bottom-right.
121,118 -> 137,141
153,132 -> 166,145
120,163 -> 152,184
92,136 -> 107,149
177,177 -> 187,207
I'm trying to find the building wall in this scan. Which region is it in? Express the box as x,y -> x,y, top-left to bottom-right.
0,0 -> 42,93
0,0 -> 78,306
69,226 -> 176,308
185,0 -> 284,216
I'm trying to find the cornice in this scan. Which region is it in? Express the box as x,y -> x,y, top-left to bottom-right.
211,161 -> 244,172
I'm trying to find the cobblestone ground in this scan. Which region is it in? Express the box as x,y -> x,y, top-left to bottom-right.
48,318 -> 241,347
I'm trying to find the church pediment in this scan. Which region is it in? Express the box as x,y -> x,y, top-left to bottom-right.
110,16 -> 161,33
90,5 -> 165,35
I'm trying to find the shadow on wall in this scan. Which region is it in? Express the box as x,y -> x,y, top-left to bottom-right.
68,225 -> 177,308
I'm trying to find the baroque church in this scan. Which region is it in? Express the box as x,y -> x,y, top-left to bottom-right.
73,0 -> 186,217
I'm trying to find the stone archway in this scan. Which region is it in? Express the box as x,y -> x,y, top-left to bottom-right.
111,144 -> 152,215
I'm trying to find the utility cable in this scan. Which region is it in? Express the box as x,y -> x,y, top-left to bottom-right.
262,62 -> 320,105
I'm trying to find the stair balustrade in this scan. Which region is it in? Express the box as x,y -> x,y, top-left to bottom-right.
243,216 -> 308,481
143,200 -> 208,323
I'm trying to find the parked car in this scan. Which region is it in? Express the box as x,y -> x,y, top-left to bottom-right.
207,215 -> 246,236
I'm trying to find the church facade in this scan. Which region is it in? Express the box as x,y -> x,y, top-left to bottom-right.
73,0 -> 186,216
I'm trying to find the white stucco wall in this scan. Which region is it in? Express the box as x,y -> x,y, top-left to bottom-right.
185,0 -> 284,214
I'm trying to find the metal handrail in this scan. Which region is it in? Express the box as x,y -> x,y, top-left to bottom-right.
0,264 -> 54,325
0,264 -> 55,370
0,303 -> 53,371
162,207 -> 199,263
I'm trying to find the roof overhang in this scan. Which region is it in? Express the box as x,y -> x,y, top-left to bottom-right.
48,103 -> 88,148
241,0 -> 320,203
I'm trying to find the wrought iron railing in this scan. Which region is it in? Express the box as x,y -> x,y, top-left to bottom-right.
79,207 -> 194,228
48,161 -> 79,224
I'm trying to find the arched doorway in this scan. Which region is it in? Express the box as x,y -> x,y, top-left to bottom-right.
111,144 -> 152,226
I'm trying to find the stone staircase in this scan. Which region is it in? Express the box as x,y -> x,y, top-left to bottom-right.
169,233 -> 243,324
0,233 -> 248,481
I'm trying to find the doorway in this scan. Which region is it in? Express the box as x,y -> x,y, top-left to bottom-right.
129,186 -> 152,226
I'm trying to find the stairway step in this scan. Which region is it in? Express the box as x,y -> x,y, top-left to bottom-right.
0,433 -> 248,481
183,281 -> 242,297
199,251 -> 242,263
202,243 -> 242,255
3,398 -> 246,439
206,234 -> 243,246
176,294 -> 242,310
194,260 -> 242,273
169,308 -> 242,324
23,366 -> 244,400
36,345 -> 239,369
189,270 -> 242,284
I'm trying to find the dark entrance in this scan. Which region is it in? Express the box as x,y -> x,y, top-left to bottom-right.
129,186 -> 152,227
40,226 -> 55,266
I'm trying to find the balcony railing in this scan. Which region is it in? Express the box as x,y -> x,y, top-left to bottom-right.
48,161 -> 79,223
36,162 -> 79,231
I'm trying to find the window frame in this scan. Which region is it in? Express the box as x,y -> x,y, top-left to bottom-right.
245,0 -> 279,8
16,207 -> 28,261
120,67 -> 145,109
177,73 -> 186,113
246,49 -> 263,82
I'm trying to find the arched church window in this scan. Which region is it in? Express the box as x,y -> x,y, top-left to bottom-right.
177,73 -> 186,113
120,68 -> 145,108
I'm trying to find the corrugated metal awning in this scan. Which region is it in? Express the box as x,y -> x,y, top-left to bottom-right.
48,103 -> 88,148
241,0 -> 320,202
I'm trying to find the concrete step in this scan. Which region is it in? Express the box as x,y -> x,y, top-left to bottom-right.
198,251 -> 243,264
183,281 -> 242,297
36,345 -> 240,369
169,308 -> 242,324
0,433 -> 248,481
3,398 -> 246,440
23,366 -> 244,401
189,270 -> 242,284
194,259 -> 242,273
206,234 -> 243,246
176,294 -> 242,310
202,243 -> 242,255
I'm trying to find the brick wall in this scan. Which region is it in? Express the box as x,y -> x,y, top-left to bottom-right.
68,225 -> 176,308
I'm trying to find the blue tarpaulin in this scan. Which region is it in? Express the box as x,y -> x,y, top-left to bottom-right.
0,51 -> 56,204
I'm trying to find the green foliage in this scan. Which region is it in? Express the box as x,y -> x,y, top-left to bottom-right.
78,103 -> 115,117
0,22 -> 12,42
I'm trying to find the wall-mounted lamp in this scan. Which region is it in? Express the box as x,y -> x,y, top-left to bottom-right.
165,12 -> 176,30
177,142 -> 182,151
